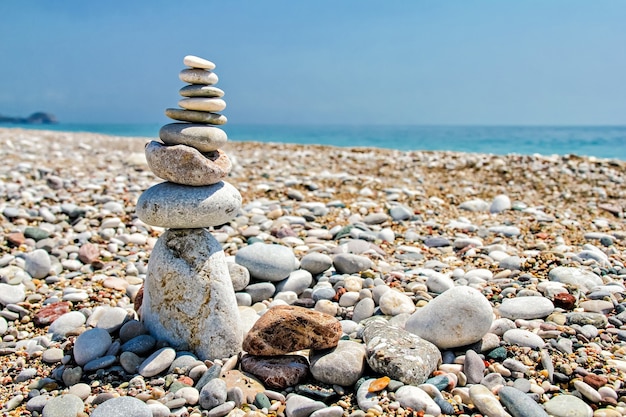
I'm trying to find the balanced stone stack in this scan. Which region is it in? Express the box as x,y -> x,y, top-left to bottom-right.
136,55 -> 242,361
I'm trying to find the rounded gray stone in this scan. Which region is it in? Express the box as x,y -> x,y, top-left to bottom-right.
498,296 -> 554,320
165,108 -> 227,124
498,386 -> 549,417
333,253 -> 373,274
199,378 -> 227,410
235,243 -> 296,281
159,123 -> 227,152
245,282 -> 276,303
42,394 -> 84,417
91,396 -> 151,417
73,328 -> 112,366
136,181 -> 241,229
300,253 -> 333,275
275,269 -> 313,295
352,297 -> 375,323
310,340 -> 366,386
179,84 -> 224,97
138,347 -> 176,377
405,286 -> 493,349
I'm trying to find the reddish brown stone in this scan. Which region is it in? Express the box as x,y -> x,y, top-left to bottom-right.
6,232 -> 26,247
33,302 -> 71,326
242,305 -> 342,356
240,354 -> 309,389
134,284 -> 144,314
78,243 -> 100,264
553,293 -> 576,310
583,373 -> 608,389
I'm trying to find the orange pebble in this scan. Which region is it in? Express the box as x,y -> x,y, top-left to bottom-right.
368,376 -> 391,392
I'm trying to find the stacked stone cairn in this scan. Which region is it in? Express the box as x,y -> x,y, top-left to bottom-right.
136,55 -> 242,361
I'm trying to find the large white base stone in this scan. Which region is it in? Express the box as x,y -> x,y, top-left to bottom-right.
142,228 -> 242,360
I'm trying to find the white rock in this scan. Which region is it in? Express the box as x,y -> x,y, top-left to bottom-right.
378,290 -> 416,316
395,385 -> 441,415
183,55 -> 216,70
142,229 -> 242,360
405,286 -> 493,349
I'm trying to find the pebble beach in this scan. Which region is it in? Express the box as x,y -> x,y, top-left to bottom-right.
1,126 -> 626,417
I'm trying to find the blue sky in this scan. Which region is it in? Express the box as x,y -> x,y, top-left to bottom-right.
1,1 -> 625,125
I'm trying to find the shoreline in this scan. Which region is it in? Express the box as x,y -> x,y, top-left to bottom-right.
1,127 -> 626,416
2,125 -> 626,162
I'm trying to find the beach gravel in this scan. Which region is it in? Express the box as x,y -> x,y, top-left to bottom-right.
1,127 -> 626,417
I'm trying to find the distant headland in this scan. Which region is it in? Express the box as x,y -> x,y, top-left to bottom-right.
0,112 -> 57,124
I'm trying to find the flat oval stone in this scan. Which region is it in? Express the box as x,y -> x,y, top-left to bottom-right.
165,108 -> 227,124
310,340 -> 366,386
138,347 -> 176,377
469,384 -> 512,417
235,243 -> 296,282
179,84 -> 224,97
503,329 -> 546,349
74,328 -> 112,365
145,141 -> 231,186
179,68 -> 218,85
405,286 -> 493,349
91,396 -> 151,417
136,181 -> 241,228
498,386 -> 549,417
159,123 -> 227,152
42,394 -> 84,417
548,267 -> 603,293
544,394 -> 592,417
178,98 -> 226,112
498,297 -> 555,320
183,55 -> 216,70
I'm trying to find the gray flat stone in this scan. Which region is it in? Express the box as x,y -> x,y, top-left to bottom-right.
91,396 -> 151,417
165,108 -> 227,124
136,181 -> 241,229
498,297 -> 554,320
159,123 -> 227,152
235,243 -> 297,282
362,321 -> 441,385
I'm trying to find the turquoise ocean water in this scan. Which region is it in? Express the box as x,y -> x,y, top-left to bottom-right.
3,123 -> 626,161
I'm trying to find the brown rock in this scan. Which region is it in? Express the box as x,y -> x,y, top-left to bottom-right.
144,141 -> 231,186
78,243 -> 100,264
240,354 -> 309,389
134,284 -> 144,314
553,293 -> 576,310
242,305 -> 342,356
583,373 -> 608,389
34,302 -> 71,326
6,232 -> 26,247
